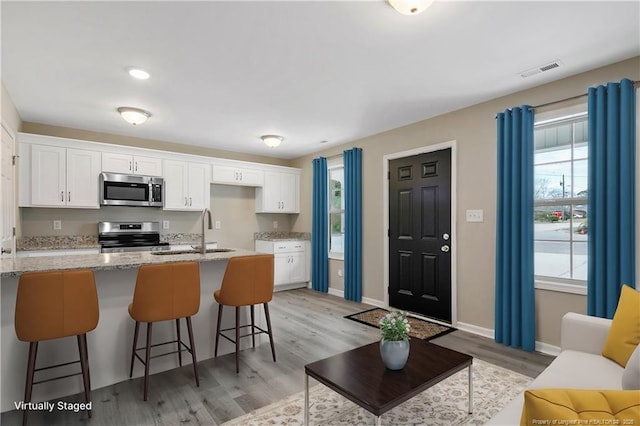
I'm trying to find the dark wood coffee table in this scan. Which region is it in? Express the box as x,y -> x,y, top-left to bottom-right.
304,339 -> 473,425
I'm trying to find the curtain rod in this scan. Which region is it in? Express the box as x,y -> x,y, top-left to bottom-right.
532,79 -> 640,110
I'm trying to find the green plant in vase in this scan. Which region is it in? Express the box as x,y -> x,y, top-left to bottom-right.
379,311 -> 411,370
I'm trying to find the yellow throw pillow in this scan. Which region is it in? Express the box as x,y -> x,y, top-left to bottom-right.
520,389 -> 640,426
602,284 -> 640,367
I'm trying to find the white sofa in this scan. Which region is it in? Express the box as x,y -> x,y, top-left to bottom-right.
487,312 -> 623,425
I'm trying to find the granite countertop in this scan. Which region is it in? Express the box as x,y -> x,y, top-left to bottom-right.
16,234 -> 211,252
254,232 -> 311,241
0,248 -> 258,278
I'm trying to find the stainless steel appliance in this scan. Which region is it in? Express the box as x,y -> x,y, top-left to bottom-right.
99,173 -> 164,207
98,221 -> 170,253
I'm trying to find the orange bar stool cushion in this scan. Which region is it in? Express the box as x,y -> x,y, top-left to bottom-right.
214,254 -> 274,307
129,262 -> 200,323
15,270 -> 99,342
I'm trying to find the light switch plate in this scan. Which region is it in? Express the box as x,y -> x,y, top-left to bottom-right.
466,209 -> 484,223
162,220 -> 170,229
215,221 -> 221,229
53,220 -> 62,230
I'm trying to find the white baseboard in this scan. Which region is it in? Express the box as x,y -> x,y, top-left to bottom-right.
456,322 -> 561,356
327,288 -> 386,309
456,321 -> 494,339
328,288 -> 343,298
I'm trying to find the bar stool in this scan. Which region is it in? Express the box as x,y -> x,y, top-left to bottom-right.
128,261 -> 200,401
14,269 -> 99,426
214,254 -> 276,373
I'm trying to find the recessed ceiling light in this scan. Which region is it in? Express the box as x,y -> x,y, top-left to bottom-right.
127,68 -> 150,80
117,107 -> 150,125
386,0 -> 434,15
320,140 -> 328,144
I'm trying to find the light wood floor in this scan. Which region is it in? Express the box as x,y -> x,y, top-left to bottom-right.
1,288 -> 554,425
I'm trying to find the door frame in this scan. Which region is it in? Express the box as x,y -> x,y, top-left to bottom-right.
382,140 -> 458,326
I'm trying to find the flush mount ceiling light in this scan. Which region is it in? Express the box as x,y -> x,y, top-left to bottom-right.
117,107 -> 150,125
386,0 -> 434,15
261,135 -> 284,148
127,67 -> 150,80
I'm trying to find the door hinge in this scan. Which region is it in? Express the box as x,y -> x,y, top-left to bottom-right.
12,155 -> 18,166
387,171 -> 390,180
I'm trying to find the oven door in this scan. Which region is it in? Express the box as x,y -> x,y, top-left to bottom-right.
100,173 -> 154,207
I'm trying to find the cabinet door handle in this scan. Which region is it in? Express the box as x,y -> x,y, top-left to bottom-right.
129,161 -> 132,172
185,197 -> 188,206
240,172 -> 243,181
68,192 -> 71,203
235,172 -> 238,180
61,191 -> 64,202
189,197 -> 192,206
135,161 -> 138,172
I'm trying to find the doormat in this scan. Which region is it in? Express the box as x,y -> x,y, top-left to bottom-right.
345,308 -> 456,341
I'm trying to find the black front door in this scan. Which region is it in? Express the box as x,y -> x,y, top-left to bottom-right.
389,148 -> 452,323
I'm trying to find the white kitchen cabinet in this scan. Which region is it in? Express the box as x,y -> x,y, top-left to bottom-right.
102,152 -> 162,176
255,240 -> 309,290
30,145 -> 101,208
163,160 -> 210,211
255,171 -> 300,213
211,164 -> 264,187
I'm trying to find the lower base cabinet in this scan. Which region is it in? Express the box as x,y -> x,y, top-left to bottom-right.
255,240 -> 310,290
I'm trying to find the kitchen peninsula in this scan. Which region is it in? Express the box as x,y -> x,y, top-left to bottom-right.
0,249 -> 267,412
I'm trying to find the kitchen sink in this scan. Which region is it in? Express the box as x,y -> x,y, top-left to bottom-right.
150,248 -> 234,255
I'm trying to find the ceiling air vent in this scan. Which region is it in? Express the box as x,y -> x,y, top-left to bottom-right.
520,60 -> 562,78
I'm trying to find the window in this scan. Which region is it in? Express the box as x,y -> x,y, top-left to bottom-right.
329,162 -> 344,259
534,112 -> 588,288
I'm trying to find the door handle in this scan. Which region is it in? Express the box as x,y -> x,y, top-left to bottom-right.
441,245 -> 450,253
68,192 -> 70,202
443,233 -> 450,241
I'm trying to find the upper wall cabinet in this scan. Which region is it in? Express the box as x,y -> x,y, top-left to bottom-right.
163,160 -> 210,211
102,152 -> 162,176
255,170 -> 300,213
25,144 -> 101,208
211,164 -> 264,187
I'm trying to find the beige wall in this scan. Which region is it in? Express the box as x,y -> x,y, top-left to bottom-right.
2,83 -> 22,135
291,57 -> 640,346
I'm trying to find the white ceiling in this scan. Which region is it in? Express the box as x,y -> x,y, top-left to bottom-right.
2,1 -> 639,160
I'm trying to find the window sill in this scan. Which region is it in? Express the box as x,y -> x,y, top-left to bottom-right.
535,279 -> 587,295
328,253 -> 344,261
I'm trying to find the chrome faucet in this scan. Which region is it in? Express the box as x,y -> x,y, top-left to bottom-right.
200,208 -> 213,254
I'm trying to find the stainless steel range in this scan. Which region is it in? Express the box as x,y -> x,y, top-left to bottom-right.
98,221 -> 170,253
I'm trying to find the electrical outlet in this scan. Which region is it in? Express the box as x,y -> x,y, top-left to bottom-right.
215,221 -> 221,229
53,220 -> 62,230
466,209 -> 484,223
162,220 -> 170,229
273,221 -> 278,229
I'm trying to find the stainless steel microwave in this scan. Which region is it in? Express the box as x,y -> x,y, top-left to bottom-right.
99,173 -> 163,207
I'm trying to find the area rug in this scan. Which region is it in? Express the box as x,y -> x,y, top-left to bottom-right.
345,308 -> 455,340
222,359 -> 531,425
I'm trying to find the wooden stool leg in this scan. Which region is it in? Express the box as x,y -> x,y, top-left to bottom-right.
143,322 -> 153,401
83,334 -> 91,392
235,306 -> 240,374
22,341 -> 38,426
264,303 -> 276,362
186,316 -> 199,387
250,304 -> 256,348
214,305 -> 223,357
129,321 -> 140,378
176,318 -> 183,367
77,334 -> 92,418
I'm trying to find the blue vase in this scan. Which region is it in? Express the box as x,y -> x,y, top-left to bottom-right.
379,338 -> 410,370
